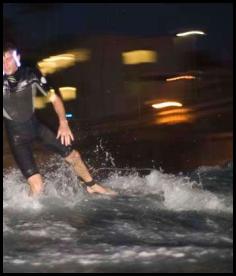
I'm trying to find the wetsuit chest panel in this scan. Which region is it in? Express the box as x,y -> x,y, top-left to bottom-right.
4,84 -> 34,122
3,68 -> 39,122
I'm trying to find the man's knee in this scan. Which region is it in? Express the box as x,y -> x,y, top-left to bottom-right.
65,150 -> 81,164
23,168 -> 39,180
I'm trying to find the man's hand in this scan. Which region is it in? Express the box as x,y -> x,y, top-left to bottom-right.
57,120 -> 74,146
86,183 -> 118,196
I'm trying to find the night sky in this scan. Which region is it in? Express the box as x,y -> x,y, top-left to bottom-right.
3,3 -> 233,59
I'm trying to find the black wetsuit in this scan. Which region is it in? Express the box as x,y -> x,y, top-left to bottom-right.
3,66 -> 73,179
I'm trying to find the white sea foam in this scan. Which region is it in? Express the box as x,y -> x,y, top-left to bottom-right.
3,156 -> 232,213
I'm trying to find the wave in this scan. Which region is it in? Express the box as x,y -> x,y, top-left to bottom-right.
3,156 -> 232,213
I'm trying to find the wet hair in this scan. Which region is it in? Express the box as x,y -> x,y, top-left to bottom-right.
3,42 -> 19,55
3,41 -> 22,67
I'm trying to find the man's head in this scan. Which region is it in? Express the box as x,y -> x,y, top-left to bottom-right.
3,42 -> 21,75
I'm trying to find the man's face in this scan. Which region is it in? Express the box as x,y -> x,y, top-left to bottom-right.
3,50 -> 20,75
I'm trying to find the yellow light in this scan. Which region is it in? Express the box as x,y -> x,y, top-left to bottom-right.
45,89 -> 56,103
176,30 -> 206,37
152,102 -> 183,109
47,55 -> 74,62
70,49 -> 91,62
59,87 -> 77,101
158,108 -> 191,116
37,49 -> 91,75
166,75 -> 196,82
156,114 -> 192,125
122,50 -> 157,65
34,97 -> 47,109
156,108 -> 194,125
38,57 -> 74,75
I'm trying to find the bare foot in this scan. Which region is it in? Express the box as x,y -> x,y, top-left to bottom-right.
86,183 -> 118,196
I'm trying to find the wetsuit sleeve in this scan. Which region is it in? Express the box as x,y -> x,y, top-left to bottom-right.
31,67 -> 57,101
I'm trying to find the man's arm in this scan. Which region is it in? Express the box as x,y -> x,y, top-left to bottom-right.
32,67 -> 74,146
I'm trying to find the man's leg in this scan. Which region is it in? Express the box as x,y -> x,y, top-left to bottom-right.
38,122 -> 95,182
65,150 -> 116,195
7,136 -> 43,197
65,150 -> 93,182
37,123 -> 117,195
27,173 -> 44,196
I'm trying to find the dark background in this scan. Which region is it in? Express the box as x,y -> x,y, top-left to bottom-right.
3,3 -> 233,172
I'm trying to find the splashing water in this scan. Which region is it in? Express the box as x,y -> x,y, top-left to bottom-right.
3,155 -> 233,273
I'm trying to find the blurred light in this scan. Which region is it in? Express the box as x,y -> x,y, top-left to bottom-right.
38,49 -> 91,75
122,50 -> 157,65
59,87 -> 77,101
34,97 -> 47,109
34,87 -> 77,109
156,114 -> 192,125
152,102 -> 183,109
166,75 -> 196,82
46,89 -> 57,102
156,108 -> 194,125
176,30 -> 206,37
13,50 -> 21,67
158,108 -> 191,116
66,113 -> 73,118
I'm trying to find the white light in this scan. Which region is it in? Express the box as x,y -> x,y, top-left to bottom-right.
152,102 -> 183,109
66,113 -> 73,118
13,50 -> 21,67
176,30 -> 206,37
166,75 -> 196,82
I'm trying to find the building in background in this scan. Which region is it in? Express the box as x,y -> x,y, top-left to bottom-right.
3,33 -> 233,171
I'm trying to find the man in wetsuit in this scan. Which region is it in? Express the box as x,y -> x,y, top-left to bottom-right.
3,42 -> 116,197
